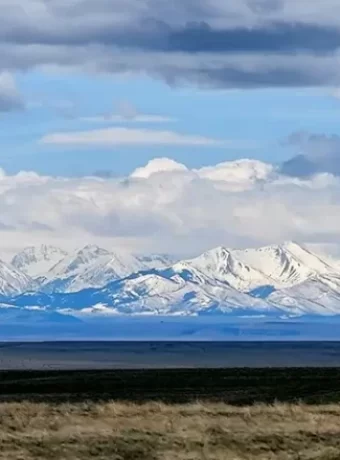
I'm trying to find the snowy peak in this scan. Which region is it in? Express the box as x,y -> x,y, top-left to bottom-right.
48,245 -> 111,278
11,245 -> 68,279
40,244 -> 173,293
138,254 -> 175,269
76,244 -> 110,259
0,259 -> 34,296
70,250 -> 174,292
281,241 -> 337,273
62,245 -> 111,275
72,251 -> 148,292
173,246 -> 273,291
233,241 -> 337,288
186,246 -> 241,277
43,245 -> 115,292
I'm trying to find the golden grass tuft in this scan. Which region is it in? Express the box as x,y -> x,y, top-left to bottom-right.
1,401 -> 340,459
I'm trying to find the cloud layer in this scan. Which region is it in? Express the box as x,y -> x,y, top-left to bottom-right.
2,1 -> 340,88
40,127 -> 225,147
81,101 -> 176,124
0,157 -> 340,258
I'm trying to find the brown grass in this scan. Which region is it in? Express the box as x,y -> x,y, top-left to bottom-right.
1,401 -> 340,459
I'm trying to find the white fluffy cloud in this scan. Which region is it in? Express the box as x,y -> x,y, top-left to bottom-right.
40,127 -> 225,147
130,158 -> 188,178
195,159 -> 274,190
0,157 -> 340,258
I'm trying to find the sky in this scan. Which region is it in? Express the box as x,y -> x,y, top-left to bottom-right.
2,0 -> 340,258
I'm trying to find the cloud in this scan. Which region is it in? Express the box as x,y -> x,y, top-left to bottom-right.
281,132 -> 340,177
81,102 -> 175,124
0,72 -> 24,112
151,21 -> 340,54
131,158 -> 188,178
197,159 -> 274,187
39,127 -> 226,147
1,1 -> 340,88
247,0 -> 283,14
81,114 -> 175,123
0,157 -> 340,257
82,115 -> 175,124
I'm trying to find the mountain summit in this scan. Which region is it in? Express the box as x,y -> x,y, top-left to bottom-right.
12,245 -> 68,279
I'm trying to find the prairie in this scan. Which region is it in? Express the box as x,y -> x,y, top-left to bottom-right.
1,400 -> 340,459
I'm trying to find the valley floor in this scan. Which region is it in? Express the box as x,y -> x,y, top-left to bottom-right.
2,368 -> 340,459
1,400 -> 340,459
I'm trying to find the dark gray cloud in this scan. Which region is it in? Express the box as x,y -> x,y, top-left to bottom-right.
281,132 -> 340,177
3,18 -> 340,55
165,64 -> 328,89
2,0 -> 340,88
247,0 -> 283,14
163,22 -> 340,54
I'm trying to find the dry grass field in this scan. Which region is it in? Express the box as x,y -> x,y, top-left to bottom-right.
1,401 -> 340,460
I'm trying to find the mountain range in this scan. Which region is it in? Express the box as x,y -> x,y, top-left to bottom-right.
1,242 -> 340,319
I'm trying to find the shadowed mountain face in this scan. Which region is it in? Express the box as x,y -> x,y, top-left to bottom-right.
280,155 -> 320,177
280,133 -> 340,178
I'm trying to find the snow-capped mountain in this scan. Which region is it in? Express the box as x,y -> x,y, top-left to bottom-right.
138,254 -> 175,269
9,268 -> 277,317
100,267 -> 277,316
4,241 -> 340,318
36,245 -> 175,293
268,273 -> 340,315
0,260 -> 34,296
11,245 -> 68,279
42,245 -> 113,292
11,244 -> 174,293
172,246 -> 274,292
234,242 -> 339,288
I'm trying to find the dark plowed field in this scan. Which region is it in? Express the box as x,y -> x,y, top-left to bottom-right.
2,368 -> 340,405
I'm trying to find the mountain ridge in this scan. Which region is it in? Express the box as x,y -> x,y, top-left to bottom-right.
2,241 -> 340,317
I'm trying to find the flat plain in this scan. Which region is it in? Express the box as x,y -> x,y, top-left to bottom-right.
2,361 -> 340,459
3,341 -> 340,369
1,400 -> 340,459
